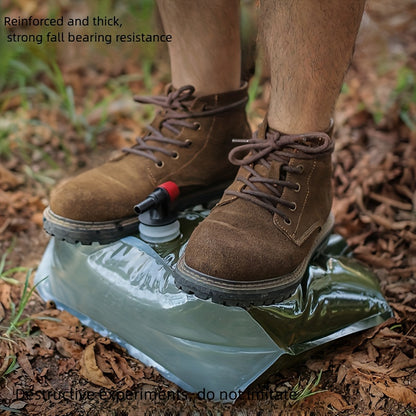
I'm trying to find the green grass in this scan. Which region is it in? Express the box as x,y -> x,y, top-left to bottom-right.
48,62 -> 108,147
390,323 -> 403,332
394,66 -> 416,130
0,0 -> 162,160
290,370 -> 326,404
2,270 -> 49,339
370,65 -> 416,129
0,251 -> 25,286
248,56 -> 263,109
0,8 -> 103,150
0,355 -> 19,380
0,251 -> 53,340
0,17 -> 56,97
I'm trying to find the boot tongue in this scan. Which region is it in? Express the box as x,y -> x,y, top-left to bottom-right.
256,117 -> 268,139
251,120 -> 294,198
217,120 -> 287,206
252,160 -> 284,197
147,85 -> 196,140
249,123 -> 285,197
268,160 -> 283,179
254,119 -> 283,185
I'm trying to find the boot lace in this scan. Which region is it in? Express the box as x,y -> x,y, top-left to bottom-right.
226,129 -> 333,222
122,85 -> 247,165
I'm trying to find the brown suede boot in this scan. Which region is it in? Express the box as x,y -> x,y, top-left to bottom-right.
176,120 -> 334,306
44,84 -> 251,244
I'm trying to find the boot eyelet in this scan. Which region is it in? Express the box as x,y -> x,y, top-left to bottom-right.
155,161 -> 164,168
297,164 -> 304,174
294,183 -> 301,192
185,139 -> 193,147
171,152 -> 179,160
193,122 -> 201,131
284,218 -> 292,225
289,203 -> 297,211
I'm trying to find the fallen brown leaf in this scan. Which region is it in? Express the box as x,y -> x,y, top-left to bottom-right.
0,283 -> 12,309
33,310 -> 83,341
299,390 -> 352,412
56,337 -> 83,360
31,212 -> 44,227
17,353 -> 35,381
58,357 -> 77,375
0,165 -> 23,190
389,352 -> 416,374
9,401 -> 27,410
0,353 -> 14,378
374,380 -> 416,407
79,342 -> 115,389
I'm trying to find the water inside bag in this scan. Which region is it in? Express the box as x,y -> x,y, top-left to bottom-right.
35,206 -> 392,400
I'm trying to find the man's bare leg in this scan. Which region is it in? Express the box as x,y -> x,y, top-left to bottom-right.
156,0 -> 241,95
261,0 -> 365,133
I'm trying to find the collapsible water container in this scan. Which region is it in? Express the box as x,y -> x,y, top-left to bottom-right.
35,205 -> 392,400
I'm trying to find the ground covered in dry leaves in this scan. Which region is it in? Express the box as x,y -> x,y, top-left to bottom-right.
0,1 -> 415,415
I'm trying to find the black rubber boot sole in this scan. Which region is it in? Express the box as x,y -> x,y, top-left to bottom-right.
175,214 -> 334,307
43,181 -> 231,245
43,208 -> 138,245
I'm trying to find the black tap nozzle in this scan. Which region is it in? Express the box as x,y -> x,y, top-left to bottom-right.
134,187 -> 169,214
134,181 -> 180,226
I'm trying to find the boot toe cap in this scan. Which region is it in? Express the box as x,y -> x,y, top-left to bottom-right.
49,172 -> 141,222
184,212 -> 301,282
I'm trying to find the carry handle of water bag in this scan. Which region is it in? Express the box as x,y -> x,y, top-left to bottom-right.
134,181 -> 180,214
